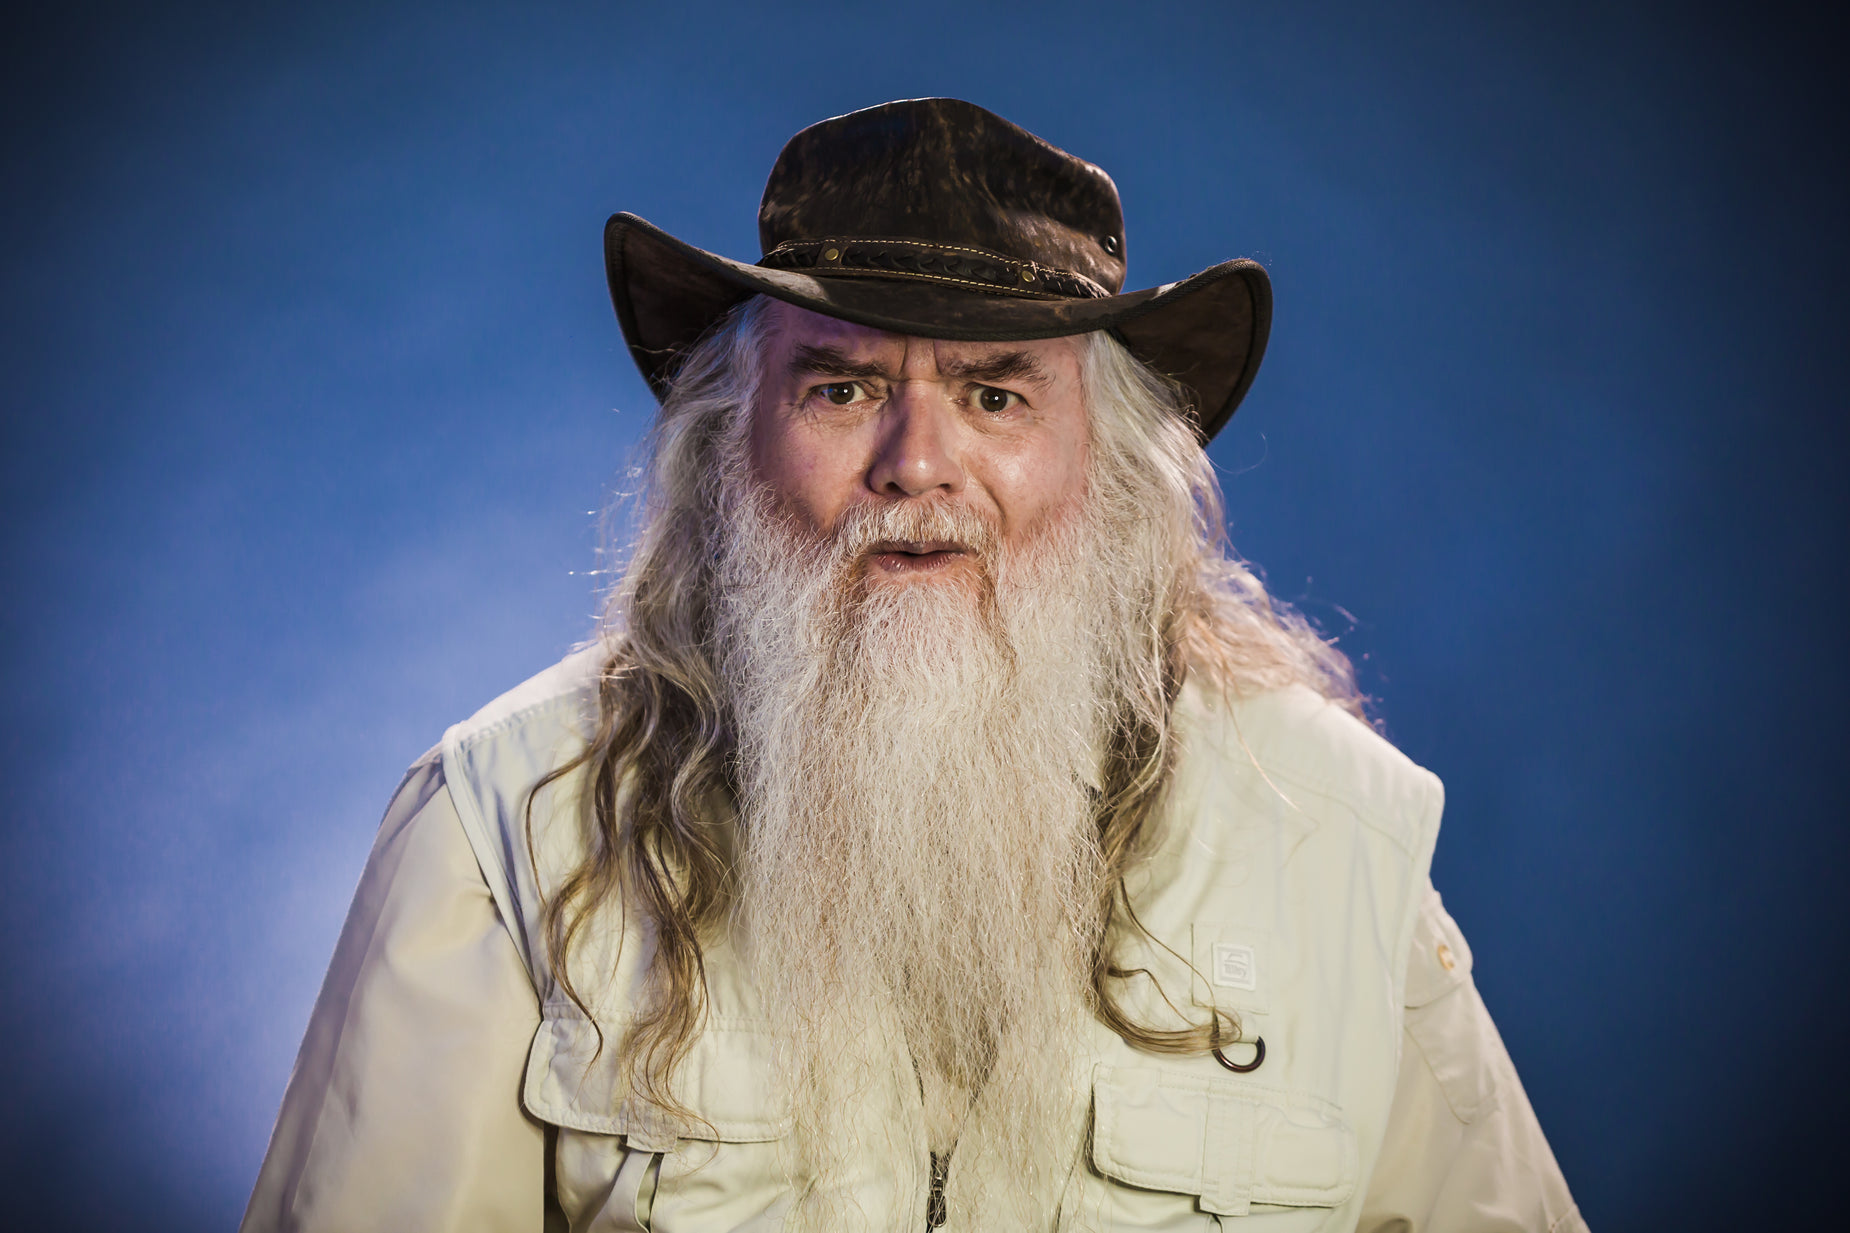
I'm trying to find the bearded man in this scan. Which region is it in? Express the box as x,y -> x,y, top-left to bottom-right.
243,100 -> 1585,1233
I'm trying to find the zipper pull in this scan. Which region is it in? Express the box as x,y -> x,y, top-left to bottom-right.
926,1150 -> 948,1229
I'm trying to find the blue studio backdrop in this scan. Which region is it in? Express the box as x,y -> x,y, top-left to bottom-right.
2,2 -> 1844,1229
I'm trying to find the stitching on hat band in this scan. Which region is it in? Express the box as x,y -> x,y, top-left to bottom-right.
758,238 -> 1109,300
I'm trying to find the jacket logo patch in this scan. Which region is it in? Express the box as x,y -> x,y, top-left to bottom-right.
1212,942 -> 1258,991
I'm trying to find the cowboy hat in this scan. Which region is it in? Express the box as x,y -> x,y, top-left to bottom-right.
605,98 -> 1271,441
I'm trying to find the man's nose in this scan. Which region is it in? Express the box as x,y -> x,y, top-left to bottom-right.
867,383 -> 965,498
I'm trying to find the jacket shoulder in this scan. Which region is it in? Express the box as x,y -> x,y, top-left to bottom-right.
448,643 -> 607,752
440,640 -> 609,854
1176,681 -> 1444,859
436,643 -> 611,985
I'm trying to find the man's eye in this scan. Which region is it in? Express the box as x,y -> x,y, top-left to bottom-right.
975,385 -> 1020,413
818,382 -> 862,405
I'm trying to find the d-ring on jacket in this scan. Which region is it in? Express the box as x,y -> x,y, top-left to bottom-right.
242,646 -> 1587,1232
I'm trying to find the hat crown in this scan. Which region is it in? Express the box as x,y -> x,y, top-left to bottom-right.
757,98 -> 1127,295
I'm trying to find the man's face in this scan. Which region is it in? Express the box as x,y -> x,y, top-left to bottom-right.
749,301 -> 1091,588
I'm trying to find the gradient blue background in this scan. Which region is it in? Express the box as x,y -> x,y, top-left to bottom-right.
3,2 -> 1844,1228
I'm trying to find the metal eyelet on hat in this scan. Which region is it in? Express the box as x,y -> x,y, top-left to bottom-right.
1101,234 -> 1120,256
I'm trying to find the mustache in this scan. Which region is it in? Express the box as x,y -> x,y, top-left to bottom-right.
823,499 -> 999,564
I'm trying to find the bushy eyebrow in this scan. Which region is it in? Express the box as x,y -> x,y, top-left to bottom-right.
940,349 -> 1052,389
787,343 -> 1054,389
788,343 -> 888,381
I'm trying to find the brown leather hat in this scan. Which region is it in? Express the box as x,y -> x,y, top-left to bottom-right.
605,98 -> 1271,441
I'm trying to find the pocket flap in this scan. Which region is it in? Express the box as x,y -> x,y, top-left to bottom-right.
524,1015 -> 791,1149
1090,1066 -> 1356,1217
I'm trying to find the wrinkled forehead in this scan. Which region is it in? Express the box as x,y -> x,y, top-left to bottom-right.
759,299 -> 1084,381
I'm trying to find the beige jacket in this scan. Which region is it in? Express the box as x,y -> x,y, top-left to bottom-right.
243,648 -> 1585,1232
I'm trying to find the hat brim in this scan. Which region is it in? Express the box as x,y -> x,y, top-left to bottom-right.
605,212 -> 1271,442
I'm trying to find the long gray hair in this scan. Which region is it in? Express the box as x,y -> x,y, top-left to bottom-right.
531,297 -> 1362,1117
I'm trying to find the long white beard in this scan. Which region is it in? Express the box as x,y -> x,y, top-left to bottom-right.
714,480 -> 1136,1230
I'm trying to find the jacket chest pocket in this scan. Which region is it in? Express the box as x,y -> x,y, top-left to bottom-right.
1066,1066 -> 1356,1231
525,1014 -> 794,1232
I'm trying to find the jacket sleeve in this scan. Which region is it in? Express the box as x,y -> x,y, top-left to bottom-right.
241,748 -> 547,1233
1358,885 -> 1589,1233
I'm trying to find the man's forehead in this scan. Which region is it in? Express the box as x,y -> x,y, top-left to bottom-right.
764,301 -> 1077,374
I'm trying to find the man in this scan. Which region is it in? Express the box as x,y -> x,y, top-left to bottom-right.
243,99 -> 1585,1232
